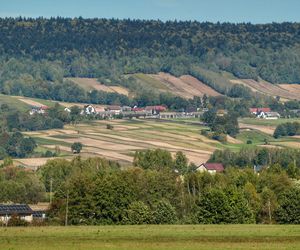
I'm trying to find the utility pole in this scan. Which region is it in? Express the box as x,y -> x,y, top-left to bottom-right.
268,199 -> 272,224
49,178 -> 53,205
65,189 -> 69,226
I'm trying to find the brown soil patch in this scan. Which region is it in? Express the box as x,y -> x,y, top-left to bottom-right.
239,123 -> 275,135
18,98 -> 45,107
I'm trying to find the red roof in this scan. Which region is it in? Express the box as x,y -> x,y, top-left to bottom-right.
204,163 -> 224,172
145,106 -> 167,111
250,108 -> 271,113
107,105 -> 121,110
132,107 -> 145,112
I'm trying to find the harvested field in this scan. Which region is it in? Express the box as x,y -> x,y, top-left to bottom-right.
13,158 -> 56,169
180,75 -> 220,96
230,79 -> 300,100
239,123 -> 275,135
279,84 -> 300,96
67,77 -> 129,96
150,73 -> 220,98
23,119 -> 220,167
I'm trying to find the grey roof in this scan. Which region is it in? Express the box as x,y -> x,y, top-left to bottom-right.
0,204 -> 33,215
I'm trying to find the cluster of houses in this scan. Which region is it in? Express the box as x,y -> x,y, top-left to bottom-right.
249,108 -> 280,120
29,105 -> 49,115
68,104 -> 204,119
29,104 -> 203,119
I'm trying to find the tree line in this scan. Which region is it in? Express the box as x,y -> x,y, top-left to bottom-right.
1,148 -> 300,225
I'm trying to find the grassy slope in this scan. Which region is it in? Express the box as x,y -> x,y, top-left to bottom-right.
0,94 -> 30,112
0,225 -> 299,250
239,118 -> 300,126
132,73 -> 169,91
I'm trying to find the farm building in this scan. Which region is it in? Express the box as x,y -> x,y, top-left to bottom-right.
159,111 -> 203,119
29,105 -> 49,115
257,111 -> 280,119
145,105 -> 167,115
249,108 -> 271,115
82,105 -> 96,115
196,163 -> 224,174
106,105 -> 122,115
0,204 -> 34,223
159,112 -> 185,119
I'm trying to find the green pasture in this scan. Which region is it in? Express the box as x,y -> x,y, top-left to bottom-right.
0,225 -> 299,250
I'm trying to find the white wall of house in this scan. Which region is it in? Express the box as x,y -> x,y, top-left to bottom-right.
0,214 -> 33,223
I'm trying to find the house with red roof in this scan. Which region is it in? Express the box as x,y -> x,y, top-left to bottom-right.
145,105 -> 167,115
249,108 -> 271,115
196,163 -> 224,174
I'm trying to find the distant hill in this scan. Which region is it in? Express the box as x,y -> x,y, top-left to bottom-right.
0,18 -> 299,103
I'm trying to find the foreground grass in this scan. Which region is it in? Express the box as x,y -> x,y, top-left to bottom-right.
0,225 -> 300,250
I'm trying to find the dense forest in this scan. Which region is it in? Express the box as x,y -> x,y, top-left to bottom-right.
0,18 -> 299,104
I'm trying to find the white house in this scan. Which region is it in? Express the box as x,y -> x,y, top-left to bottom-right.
196,163 -> 224,174
64,107 -> 71,113
82,105 -> 96,115
257,111 -> 280,120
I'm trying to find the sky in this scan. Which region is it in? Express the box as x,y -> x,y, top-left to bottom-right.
0,0 -> 299,24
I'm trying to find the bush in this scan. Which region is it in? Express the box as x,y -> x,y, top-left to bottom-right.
152,199 -> 178,224
7,214 -> 29,227
212,132 -> 227,143
123,201 -> 152,225
247,140 -> 253,144
71,142 -> 83,154
106,124 -> 114,130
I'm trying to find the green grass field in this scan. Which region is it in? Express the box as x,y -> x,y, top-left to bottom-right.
0,225 -> 299,250
239,118 -> 300,126
0,94 -> 30,112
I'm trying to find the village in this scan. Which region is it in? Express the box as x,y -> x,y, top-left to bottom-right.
29,103 -> 283,120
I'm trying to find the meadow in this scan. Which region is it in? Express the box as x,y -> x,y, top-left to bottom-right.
0,225 -> 299,250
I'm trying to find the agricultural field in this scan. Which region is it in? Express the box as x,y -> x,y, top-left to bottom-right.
16,117 -> 300,168
132,73 -> 220,99
66,77 -> 129,96
230,79 -> 300,100
0,225 -> 300,250
22,119 -> 219,168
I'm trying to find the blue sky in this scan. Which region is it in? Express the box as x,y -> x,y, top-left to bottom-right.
0,0 -> 299,23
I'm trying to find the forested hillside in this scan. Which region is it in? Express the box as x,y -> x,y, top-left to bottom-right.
0,18 -> 299,102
